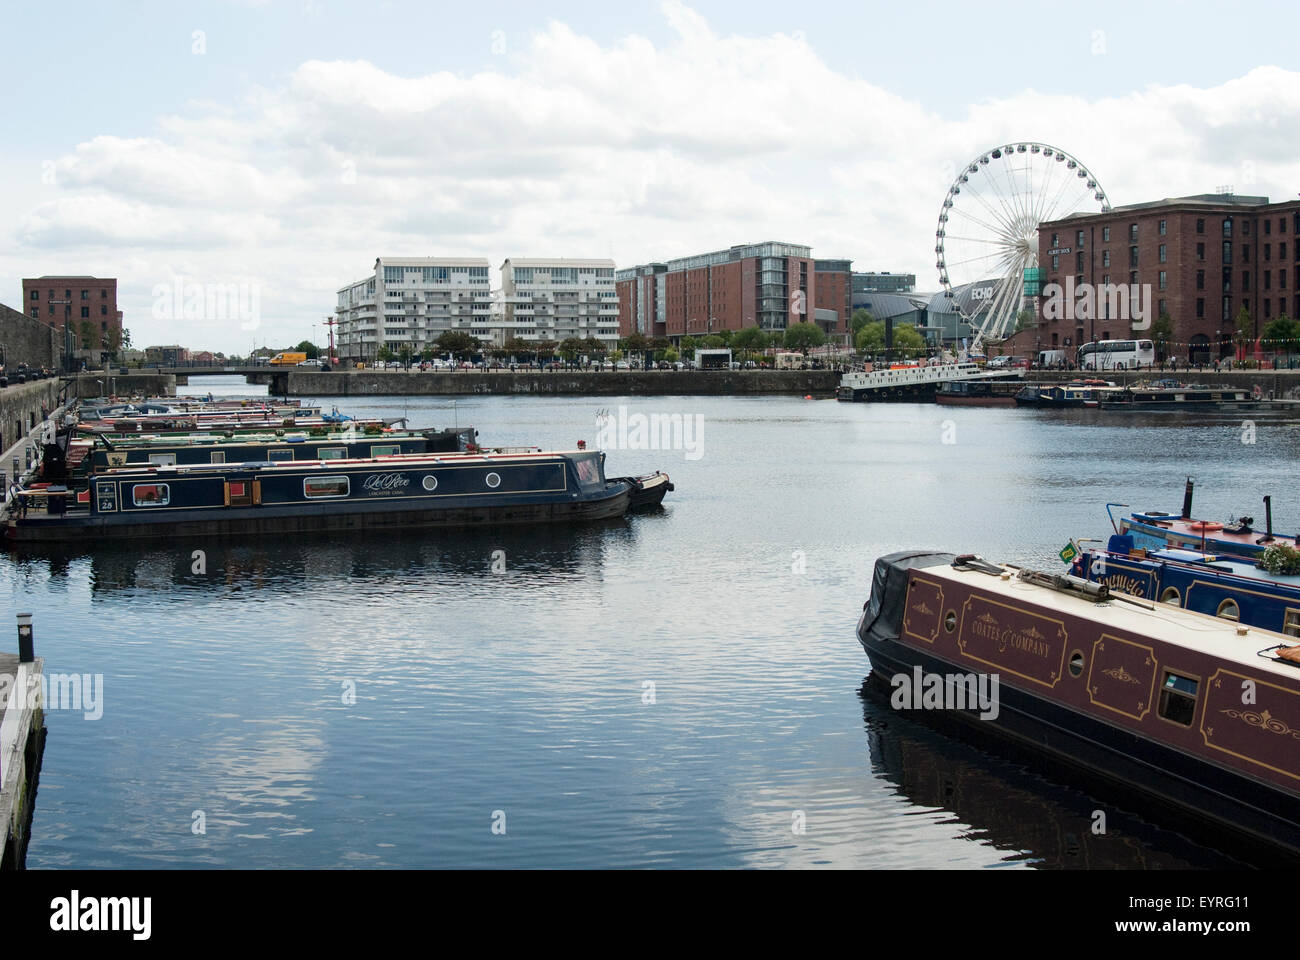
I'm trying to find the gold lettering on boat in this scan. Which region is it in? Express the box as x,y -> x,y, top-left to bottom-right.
957,595 -> 1067,688
902,577 -> 945,645
1201,669 -> 1300,783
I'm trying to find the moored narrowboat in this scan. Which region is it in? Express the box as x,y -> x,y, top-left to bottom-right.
1119,479 -> 1296,560
5,448 -> 638,543
1070,541 -> 1300,639
858,550 -> 1300,858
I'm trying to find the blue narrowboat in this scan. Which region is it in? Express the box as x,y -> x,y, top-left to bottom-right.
5,448 -> 637,543
1071,540 -> 1300,641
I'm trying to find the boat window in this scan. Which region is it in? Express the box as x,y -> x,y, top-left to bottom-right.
210,451 -> 225,464
944,610 -> 957,633
227,481 -> 252,507
268,448 -> 294,461
1158,671 -> 1199,726
1068,651 -> 1085,677
485,472 -> 502,489
1160,586 -> 1181,605
148,453 -> 176,466
1285,609 -> 1300,639
318,447 -> 346,460
133,483 -> 170,507
422,475 -> 438,491
304,476 -> 350,498
1216,598 -> 1241,621
370,445 -> 400,457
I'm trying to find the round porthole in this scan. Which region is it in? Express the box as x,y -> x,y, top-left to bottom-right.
422,475 -> 438,491
944,610 -> 957,633
1217,598 -> 1240,621
1068,650 -> 1085,677
485,472 -> 501,489
1160,586 -> 1180,605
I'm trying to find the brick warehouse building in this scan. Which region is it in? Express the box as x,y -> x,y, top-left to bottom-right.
616,242 -> 853,343
21,275 -> 124,355
1024,194 -> 1300,364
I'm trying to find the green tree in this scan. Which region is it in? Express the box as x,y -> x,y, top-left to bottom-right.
584,337 -> 608,357
534,339 -> 558,360
679,335 -> 697,357
502,337 -> 531,359
294,339 -> 320,360
701,334 -> 726,349
78,320 -> 96,351
376,345 -> 394,363
1014,309 -> 1035,333
890,324 -> 927,359
1151,312 -> 1174,359
715,328 -> 733,345
104,325 -> 123,361
121,328 -> 133,350
398,344 -> 412,367
664,347 -> 679,364
1235,306 -> 1254,347
1263,315 -> 1299,355
783,321 -> 826,355
855,320 -> 885,355
435,331 -> 480,359
731,326 -> 768,353
850,309 -> 875,337
558,337 -> 585,362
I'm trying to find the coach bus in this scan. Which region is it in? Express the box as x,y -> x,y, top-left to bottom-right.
1077,339 -> 1155,371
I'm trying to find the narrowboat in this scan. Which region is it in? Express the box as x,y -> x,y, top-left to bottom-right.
4,448 -> 642,544
1098,383 -> 1258,411
608,471 -> 675,509
858,550 -> 1300,858
1119,480 -> 1296,560
1069,538 -> 1300,639
1013,383 -> 1109,408
78,426 -> 477,472
934,380 -> 1022,406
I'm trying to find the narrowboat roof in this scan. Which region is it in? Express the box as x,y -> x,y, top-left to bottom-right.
926,560 -> 1300,679
91,447 -> 577,478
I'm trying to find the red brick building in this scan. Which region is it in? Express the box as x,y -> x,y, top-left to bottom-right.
616,242 -> 853,343
21,275 -> 124,351
1029,195 -> 1300,363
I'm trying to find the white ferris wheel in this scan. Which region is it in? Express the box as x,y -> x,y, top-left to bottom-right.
935,142 -> 1111,355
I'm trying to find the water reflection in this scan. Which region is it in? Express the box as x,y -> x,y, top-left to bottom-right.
9,520 -> 640,599
859,679 -> 1250,869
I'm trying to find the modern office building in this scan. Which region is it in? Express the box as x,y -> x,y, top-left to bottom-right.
335,257 -> 492,361
616,242 -> 853,342
21,275 -> 123,352
852,272 -> 916,303
499,258 -> 619,348
1028,193 -> 1300,362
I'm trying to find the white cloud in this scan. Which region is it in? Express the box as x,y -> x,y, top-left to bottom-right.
6,2 -> 1300,352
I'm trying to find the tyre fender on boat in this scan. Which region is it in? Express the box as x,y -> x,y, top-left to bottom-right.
1187,520 -> 1223,532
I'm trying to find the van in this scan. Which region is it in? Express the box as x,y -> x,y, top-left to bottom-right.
1038,350 -> 1066,368
270,352 -> 307,366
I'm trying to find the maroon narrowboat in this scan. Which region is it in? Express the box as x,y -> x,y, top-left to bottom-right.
859,551 -> 1300,859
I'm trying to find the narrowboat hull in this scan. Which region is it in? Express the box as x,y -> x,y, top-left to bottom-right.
610,472 -> 674,509
5,451 -> 637,544
858,551 -> 1300,859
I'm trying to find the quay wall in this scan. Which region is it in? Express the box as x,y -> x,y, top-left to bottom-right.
69,373 -> 176,399
0,379 -> 61,467
280,370 -> 840,397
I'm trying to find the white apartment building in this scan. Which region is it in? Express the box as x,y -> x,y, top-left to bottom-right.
500,258 -> 619,348
335,257 -> 493,361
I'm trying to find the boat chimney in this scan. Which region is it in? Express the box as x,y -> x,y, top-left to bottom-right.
1180,477 -> 1194,521
1263,495 -> 1275,543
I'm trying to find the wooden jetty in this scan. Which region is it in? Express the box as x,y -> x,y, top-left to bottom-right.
0,621 -> 46,869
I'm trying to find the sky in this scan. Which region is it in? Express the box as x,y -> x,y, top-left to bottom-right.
3,0 -> 1299,353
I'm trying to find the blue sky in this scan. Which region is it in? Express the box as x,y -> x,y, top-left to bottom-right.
3,0 -> 1298,352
